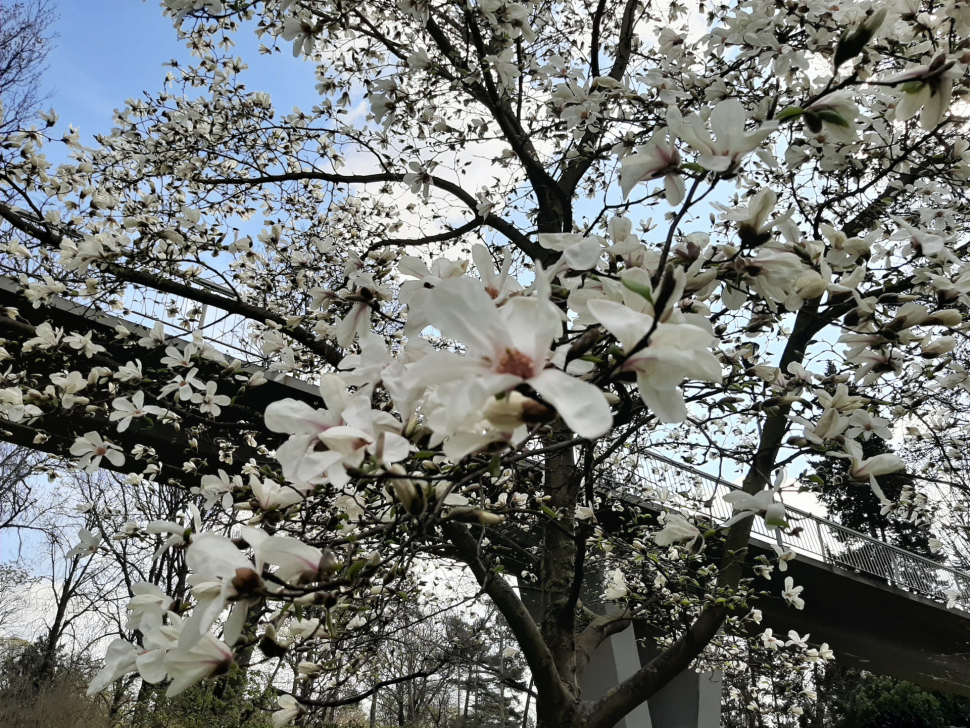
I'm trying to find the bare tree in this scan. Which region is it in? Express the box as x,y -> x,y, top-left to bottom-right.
0,0 -> 57,132
0,443 -> 50,552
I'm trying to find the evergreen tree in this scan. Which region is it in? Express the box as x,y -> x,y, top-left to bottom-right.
810,435 -> 935,557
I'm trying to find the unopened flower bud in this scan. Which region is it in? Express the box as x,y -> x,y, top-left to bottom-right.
444,507 -> 506,525
925,309 -> 962,327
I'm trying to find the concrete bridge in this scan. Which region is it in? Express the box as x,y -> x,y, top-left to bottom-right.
575,454 -> 970,727
1,274 -> 969,726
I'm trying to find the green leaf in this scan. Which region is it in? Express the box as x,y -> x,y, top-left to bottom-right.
817,110 -> 850,128
346,559 -> 366,579
541,505 -> 558,520
681,161 -> 707,173
776,106 -> 805,121
621,276 -> 654,302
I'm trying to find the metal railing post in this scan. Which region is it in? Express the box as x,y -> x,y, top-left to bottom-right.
817,519 -> 828,562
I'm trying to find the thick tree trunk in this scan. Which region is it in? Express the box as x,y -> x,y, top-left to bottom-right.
539,436 -> 581,691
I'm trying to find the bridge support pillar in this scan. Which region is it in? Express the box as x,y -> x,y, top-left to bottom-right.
517,582 -> 720,728
645,667 -> 722,728
580,621 -> 653,728
635,622 -> 722,728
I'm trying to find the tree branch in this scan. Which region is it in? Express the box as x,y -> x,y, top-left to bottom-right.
441,520 -> 573,718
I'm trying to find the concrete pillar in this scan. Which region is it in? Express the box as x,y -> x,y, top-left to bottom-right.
516,582 -> 721,728
518,583 -> 652,728
580,622 -> 654,728
635,622 -> 722,728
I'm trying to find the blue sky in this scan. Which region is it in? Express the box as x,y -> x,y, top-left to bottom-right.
45,1 -> 317,144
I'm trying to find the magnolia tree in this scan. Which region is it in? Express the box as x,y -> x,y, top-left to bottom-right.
1,0 -> 970,725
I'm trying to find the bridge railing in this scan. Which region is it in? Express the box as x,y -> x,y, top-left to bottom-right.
609,451 -> 970,612
119,278 -> 263,363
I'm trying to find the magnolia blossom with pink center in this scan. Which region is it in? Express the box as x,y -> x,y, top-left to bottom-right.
162,633 -> 235,697
472,244 -> 521,302
407,277 -> 612,439
618,127 -> 684,204
180,533 -> 258,649
242,526 -> 325,585
70,431 -> 125,472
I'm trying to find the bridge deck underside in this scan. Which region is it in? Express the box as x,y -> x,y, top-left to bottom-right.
749,537 -> 970,697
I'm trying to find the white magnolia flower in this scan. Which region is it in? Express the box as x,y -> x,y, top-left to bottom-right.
192,381 -> 231,417
0,388 -> 41,422
771,544 -> 796,572
829,439 -> 905,504
603,569 -> 629,600
137,321 -> 167,349
946,588 -> 960,609
266,375 -> 410,488
22,322 -> 63,352
64,331 -> 106,358
618,128 -> 684,204
110,391 -> 166,432
147,503 -> 203,560
67,528 -> 103,559
402,160 -> 437,200
162,632 -> 234,697
761,628 -> 784,650
160,368 -> 205,401
715,188 -> 796,244
845,410 -> 892,441
115,360 -> 144,382
889,53 -> 958,130
587,296 -> 721,423
792,408 -> 848,446
242,526 -> 327,585
654,514 -> 701,547
815,384 -> 864,412
197,470 -> 240,510
273,694 -> 303,727
782,576 -> 805,609
538,233 -> 604,271
161,344 -> 197,369
473,244 -> 521,302
251,477 -> 304,511
180,532 -> 258,649
802,92 -> 858,141
50,371 -> 88,408
676,99 -> 778,173
408,277 -> 612,439
87,639 -> 138,695
722,489 -> 787,530
127,582 -> 174,633
70,431 -> 125,472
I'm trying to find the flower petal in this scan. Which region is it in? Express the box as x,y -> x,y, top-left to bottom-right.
528,368 -> 612,438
